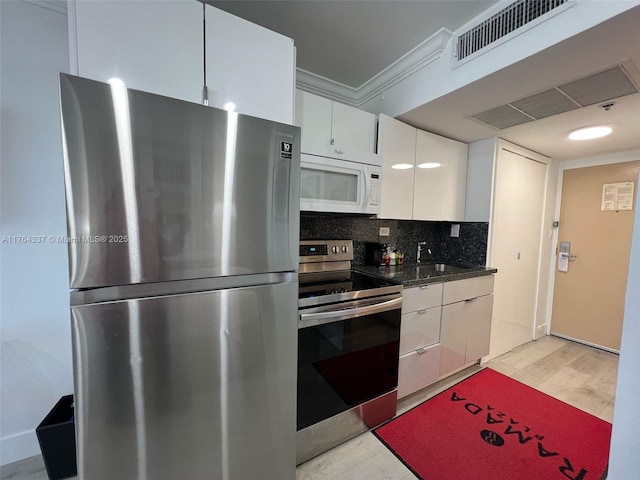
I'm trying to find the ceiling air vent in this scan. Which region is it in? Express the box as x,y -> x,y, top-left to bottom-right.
470,65 -> 640,130
457,0 -> 568,61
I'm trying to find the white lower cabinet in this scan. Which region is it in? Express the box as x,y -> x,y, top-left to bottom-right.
439,276 -> 494,377
398,344 -> 441,399
465,295 -> 494,362
397,275 -> 495,398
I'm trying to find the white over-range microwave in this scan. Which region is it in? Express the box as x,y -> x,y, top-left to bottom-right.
300,153 -> 382,214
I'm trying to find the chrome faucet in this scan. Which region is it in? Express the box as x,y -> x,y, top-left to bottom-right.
417,242 -> 428,264
417,242 -> 435,264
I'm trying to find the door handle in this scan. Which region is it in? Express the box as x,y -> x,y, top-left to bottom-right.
299,297 -> 402,328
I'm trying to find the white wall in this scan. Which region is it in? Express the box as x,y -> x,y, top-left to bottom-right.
0,0 -> 71,465
608,167 -> 640,477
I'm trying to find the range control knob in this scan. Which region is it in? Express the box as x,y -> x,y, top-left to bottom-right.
341,245 -> 349,253
331,246 -> 338,254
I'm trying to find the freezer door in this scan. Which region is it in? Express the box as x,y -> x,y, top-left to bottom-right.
71,281 -> 297,480
60,74 -> 300,289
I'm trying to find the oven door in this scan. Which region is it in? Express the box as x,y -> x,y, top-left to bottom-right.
300,154 -> 380,214
297,293 -> 402,431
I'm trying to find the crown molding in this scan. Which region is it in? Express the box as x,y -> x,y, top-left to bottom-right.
23,0 -> 67,15
295,69 -> 360,106
296,28 -> 452,107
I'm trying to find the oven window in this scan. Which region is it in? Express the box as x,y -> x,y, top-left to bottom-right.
297,308 -> 400,430
300,167 -> 359,202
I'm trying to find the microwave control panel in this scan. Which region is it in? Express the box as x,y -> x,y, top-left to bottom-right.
369,173 -> 381,205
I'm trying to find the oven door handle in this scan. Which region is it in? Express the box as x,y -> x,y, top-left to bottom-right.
299,297 -> 402,328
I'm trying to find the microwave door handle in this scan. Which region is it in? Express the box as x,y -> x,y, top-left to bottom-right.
299,297 -> 402,328
361,166 -> 369,209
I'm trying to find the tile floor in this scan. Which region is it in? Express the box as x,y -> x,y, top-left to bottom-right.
0,335 -> 618,480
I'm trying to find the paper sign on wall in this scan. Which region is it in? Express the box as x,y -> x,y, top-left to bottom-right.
601,182 -> 634,211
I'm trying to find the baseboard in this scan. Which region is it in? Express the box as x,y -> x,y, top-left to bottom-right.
550,332 -> 620,354
534,323 -> 547,340
0,431 -> 40,466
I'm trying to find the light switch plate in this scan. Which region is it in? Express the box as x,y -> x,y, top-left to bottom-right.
379,226 -> 390,237
450,224 -> 460,238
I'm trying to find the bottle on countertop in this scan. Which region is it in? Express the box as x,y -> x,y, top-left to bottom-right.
389,248 -> 396,266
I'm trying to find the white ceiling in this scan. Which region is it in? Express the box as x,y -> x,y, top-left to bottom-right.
210,0 -> 640,161
209,0 -> 496,87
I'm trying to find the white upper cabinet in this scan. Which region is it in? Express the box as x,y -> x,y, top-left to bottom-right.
206,7 -> 295,124
414,130 -> 468,221
331,101 -> 377,155
295,90 -> 377,160
377,114 -> 468,221
73,0 -> 203,103
295,90 -> 333,154
377,114 -> 416,220
71,2 -> 295,124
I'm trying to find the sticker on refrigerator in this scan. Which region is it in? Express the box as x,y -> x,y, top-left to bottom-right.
281,142 -> 292,159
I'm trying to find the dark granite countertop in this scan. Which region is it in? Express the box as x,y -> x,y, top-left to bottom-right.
353,263 -> 497,288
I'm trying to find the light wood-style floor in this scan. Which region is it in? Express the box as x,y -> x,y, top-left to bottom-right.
1,335 -> 618,480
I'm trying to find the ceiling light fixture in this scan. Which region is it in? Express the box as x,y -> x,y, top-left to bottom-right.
391,163 -> 414,170
568,126 -> 612,141
417,162 -> 442,169
223,102 -> 237,112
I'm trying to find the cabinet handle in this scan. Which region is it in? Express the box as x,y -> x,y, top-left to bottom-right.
420,285 -> 429,290
465,297 -> 477,303
417,308 -> 428,314
416,347 -> 427,354
330,138 -> 335,145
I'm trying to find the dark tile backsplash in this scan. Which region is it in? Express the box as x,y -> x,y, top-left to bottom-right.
300,214 -> 488,266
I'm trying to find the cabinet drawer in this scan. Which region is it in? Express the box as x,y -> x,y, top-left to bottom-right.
442,275 -> 494,305
398,344 -> 441,399
399,306 -> 441,355
402,283 -> 443,313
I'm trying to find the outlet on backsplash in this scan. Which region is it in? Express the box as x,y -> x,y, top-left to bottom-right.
379,226 -> 390,237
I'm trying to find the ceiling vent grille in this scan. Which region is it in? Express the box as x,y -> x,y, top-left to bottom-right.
456,0 -> 567,61
470,65 -> 639,130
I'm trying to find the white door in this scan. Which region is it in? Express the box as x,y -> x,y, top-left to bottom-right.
489,149 -> 547,358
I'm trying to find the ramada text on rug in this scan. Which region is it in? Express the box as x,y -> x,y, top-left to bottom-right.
451,391 -> 588,480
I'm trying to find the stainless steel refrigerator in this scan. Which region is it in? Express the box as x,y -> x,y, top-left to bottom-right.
59,74 -> 300,480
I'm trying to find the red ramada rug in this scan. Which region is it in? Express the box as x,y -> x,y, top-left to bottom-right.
373,368 -> 612,480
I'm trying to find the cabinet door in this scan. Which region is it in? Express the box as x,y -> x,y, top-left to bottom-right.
206,6 -> 295,124
439,301 -> 468,376
331,102 -> 377,155
73,0 -> 203,103
399,306 -> 442,355
440,138 -> 468,221
295,90 -> 332,155
465,294 -> 494,363
414,130 -> 468,221
377,114 -> 416,219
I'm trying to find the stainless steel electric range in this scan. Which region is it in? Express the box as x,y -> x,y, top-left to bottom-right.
296,240 -> 402,465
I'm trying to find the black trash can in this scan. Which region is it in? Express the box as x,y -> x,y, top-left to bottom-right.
36,394 -> 77,480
